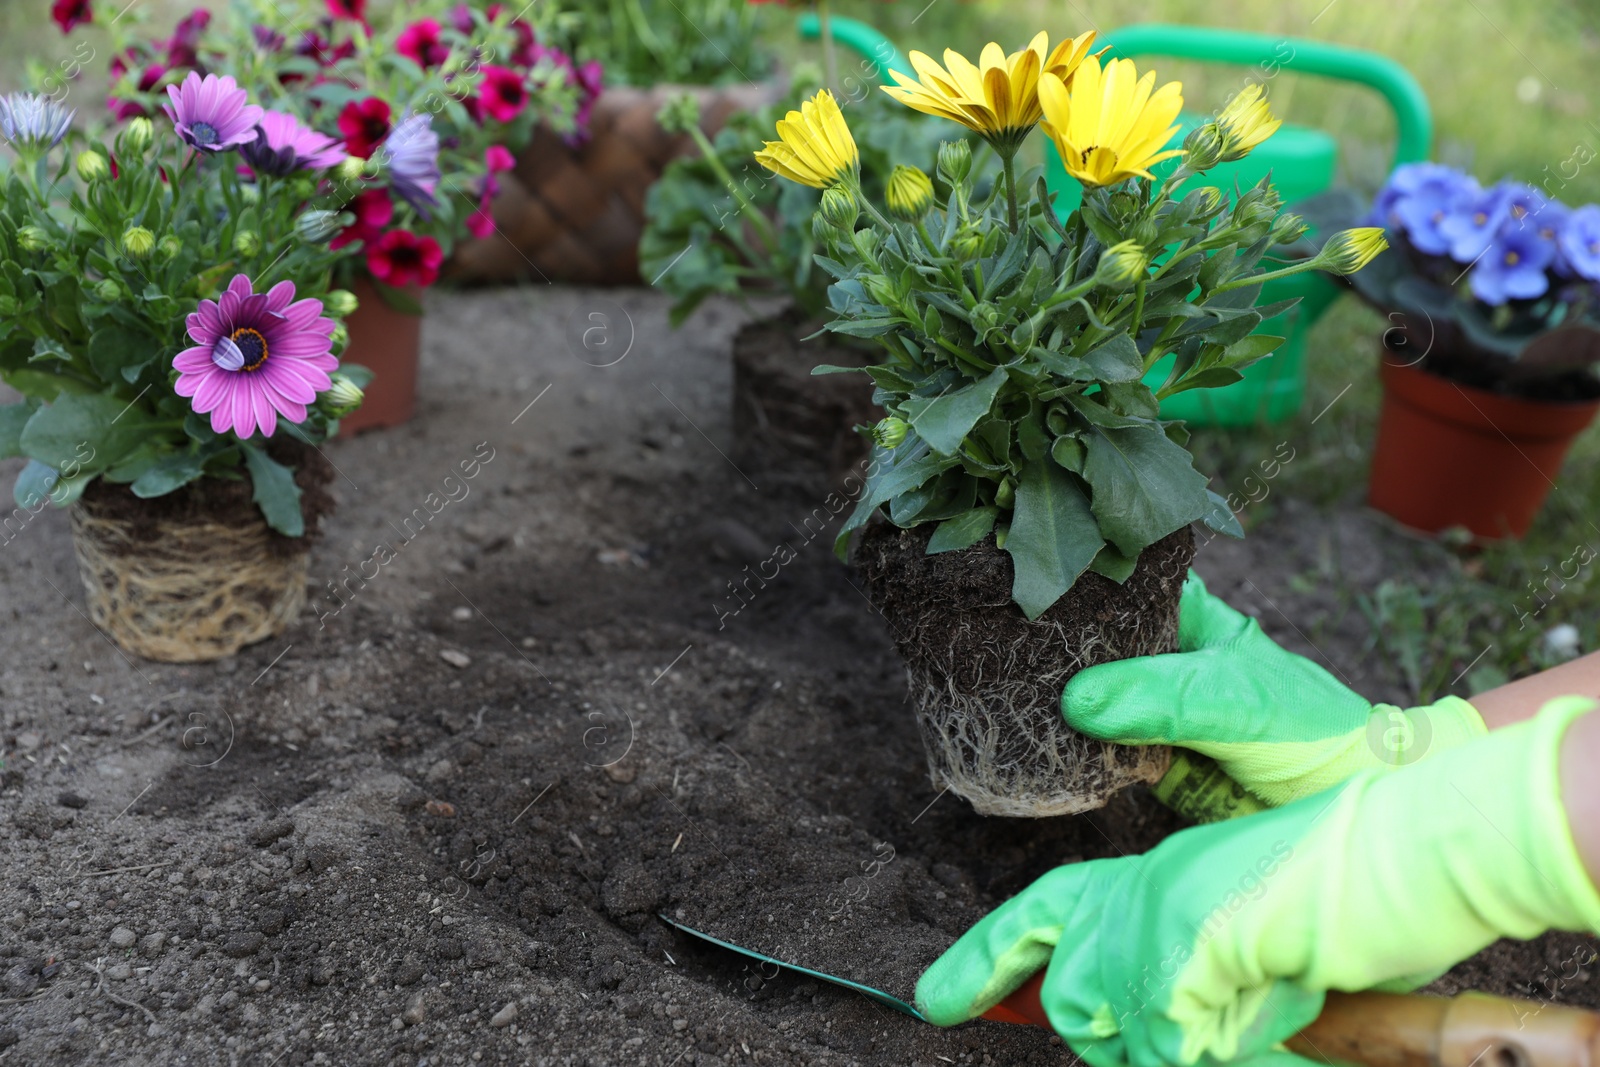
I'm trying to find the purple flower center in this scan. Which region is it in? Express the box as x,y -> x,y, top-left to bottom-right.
212,327 -> 269,372
190,121 -> 219,146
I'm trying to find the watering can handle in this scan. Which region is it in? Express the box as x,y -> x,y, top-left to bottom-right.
1102,24 -> 1432,165
797,17 -> 1432,166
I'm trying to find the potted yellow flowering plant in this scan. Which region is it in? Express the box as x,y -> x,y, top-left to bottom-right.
755,33 -> 1387,816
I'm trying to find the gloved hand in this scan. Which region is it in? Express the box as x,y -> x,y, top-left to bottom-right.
918,697 -> 1600,1067
1062,572 -> 1487,806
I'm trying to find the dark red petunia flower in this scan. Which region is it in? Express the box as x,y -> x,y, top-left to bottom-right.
164,8 -> 212,69
396,18 -> 451,69
366,229 -> 443,289
336,96 -> 392,159
51,0 -> 92,34
330,188 -> 395,251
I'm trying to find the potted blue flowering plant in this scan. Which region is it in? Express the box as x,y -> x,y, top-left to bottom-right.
0,80 -> 361,663
1355,162 -> 1600,539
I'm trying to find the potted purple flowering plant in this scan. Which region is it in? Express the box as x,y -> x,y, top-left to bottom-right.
72,0 -> 593,431
1352,162 -> 1600,539
0,78 -> 363,663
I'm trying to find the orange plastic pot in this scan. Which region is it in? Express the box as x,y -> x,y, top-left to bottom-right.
1368,352 -> 1600,540
337,278 -> 422,434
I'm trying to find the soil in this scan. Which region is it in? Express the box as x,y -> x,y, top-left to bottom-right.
76,438 -> 337,560
1388,327 -> 1600,403
732,308 -> 882,495
0,287 -> 1593,1066
854,523 -> 1193,817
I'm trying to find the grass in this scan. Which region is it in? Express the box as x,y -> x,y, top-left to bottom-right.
5,0 -> 1600,694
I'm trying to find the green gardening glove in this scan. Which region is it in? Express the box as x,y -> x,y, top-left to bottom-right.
918,697 -> 1600,1067
1062,572 -> 1488,806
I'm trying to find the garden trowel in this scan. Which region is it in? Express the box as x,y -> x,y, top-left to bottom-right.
663,914 -> 1600,1067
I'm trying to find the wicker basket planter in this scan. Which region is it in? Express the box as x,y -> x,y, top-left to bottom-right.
67,449 -> 332,663
448,82 -> 779,286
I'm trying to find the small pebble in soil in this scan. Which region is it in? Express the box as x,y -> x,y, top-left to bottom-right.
451,607 -> 472,621
56,792 -> 87,809
425,800 -> 456,818
109,927 -> 137,950
393,959 -> 424,986
490,1002 -> 517,1027
439,650 -> 472,670
105,962 -> 132,981
403,992 -> 428,1026
223,932 -> 264,958
249,820 -> 295,848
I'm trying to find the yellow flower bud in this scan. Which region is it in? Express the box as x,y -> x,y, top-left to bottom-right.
123,117 -> 154,153
157,235 -> 183,261
819,185 -> 859,231
323,372 -> 364,416
868,417 -> 909,449
95,279 -> 122,302
1216,84 -> 1282,163
16,226 -> 50,252
121,226 -> 155,258
233,230 -> 262,257
886,165 -> 934,222
76,151 -> 110,182
323,289 -> 359,317
937,139 -> 972,187
1318,227 -> 1389,275
1181,123 -> 1226,173
1095,240 -> 1150,288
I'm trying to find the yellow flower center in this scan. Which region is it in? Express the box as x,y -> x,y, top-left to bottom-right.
1505,251 -> 1521,266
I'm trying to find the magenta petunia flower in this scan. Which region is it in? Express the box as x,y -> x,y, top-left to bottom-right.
163,72 -> 264,153
240,109 -> 347,175
174,274 -> 338,438
397,18 -> 450,69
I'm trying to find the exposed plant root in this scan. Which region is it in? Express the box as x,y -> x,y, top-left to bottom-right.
857,522 -> 1194,817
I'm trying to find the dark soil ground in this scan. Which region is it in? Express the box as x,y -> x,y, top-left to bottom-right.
0,287 -> 1594,1066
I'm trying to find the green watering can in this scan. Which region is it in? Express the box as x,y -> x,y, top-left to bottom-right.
798,18 -> 1434,426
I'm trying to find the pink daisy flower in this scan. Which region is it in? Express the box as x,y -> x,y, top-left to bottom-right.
241,109 -> 347,175
174,274 -> 338,438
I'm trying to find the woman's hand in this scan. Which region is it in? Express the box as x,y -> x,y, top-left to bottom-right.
1062,572 -> 1487,805
919,698 -> 1600,1067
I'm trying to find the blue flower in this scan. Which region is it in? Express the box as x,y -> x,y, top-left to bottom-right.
377,113 -> 440,219
1470,224 -> 1556,304
0,93 -> 75,153
1558,204 -> 1600,281
1387,166 -> 1480,256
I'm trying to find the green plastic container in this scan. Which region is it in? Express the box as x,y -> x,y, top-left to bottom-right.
796,18 -> 1433,424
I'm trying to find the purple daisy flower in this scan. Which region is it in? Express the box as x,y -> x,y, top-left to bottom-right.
1559,204 -> 1600,282
240,109 -> 347,176
174,274 -> 338,438
376,112 -> 440,218
162,72 -> 264,153
1470,226 -> 1556,305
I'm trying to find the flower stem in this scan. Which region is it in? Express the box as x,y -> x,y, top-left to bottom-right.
1001,151 -> 1020,233
818,0 -> 839,95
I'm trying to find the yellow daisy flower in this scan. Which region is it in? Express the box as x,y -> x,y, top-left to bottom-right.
1216,84 -> 1281,162
1038,56 -> 1185,188
881,31 -> 1100,154
753,90 -> 859,189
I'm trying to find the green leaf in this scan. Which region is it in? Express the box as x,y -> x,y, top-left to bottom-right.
833,443 -> 954,557
926,506 -> 998,554
30,337 -> 71,363
87,327 -> 152,384
1161,367 -> 1245,397
131,451 -> 207,498
1222,334 -> 1286,367
1201,489 -> 1245,538
1063,392 -> 1153,429
811,364 -> 872,376
904,366 -> 1007,456
1017,401 -> 1049,462
1051,435 -> 1085,472
241,444 -> 305,537
20,391 -> 151,471
0,400 -> 38,459
1088,542 -> 1139,583
13,458 -> 60,509
1081,334 -> 1143,382
1,368 -> 96,401
1081,424 -> 1212,555
1005,460 -> 1103,620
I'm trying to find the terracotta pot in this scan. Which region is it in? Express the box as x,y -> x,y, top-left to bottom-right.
338,278 -> 422,434
447,82 -> 780,286
1369,351 -> 1600,540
